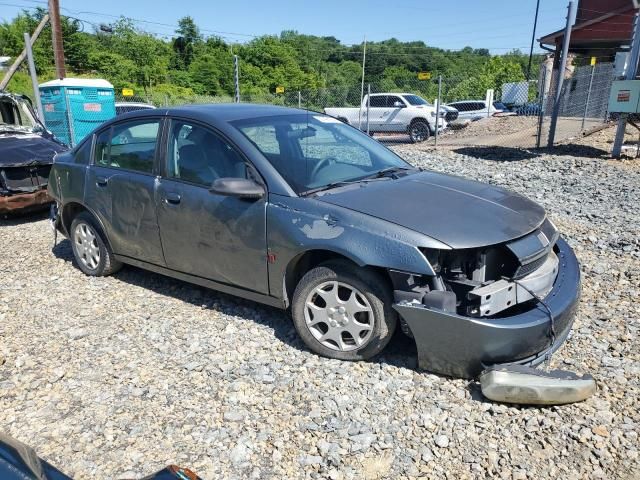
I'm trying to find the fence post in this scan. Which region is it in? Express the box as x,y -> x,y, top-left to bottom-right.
434,75 -> 442,147
234,55 -> 240,103
23,32 -> 44,123
366,84 -> 371,135
548,1 -> 576,148
298,91 -> 301,109
536,68 -> 547,149
581,64 -> 595,131
613,11 -> 640,157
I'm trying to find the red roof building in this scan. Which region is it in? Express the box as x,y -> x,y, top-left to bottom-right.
540,0 -> 637,66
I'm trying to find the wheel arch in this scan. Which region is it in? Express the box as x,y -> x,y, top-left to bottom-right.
408,116 -> 431,129
61,202 -> 114,251
282,248 -> 392,309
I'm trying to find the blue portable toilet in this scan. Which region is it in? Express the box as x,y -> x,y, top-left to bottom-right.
39,78 -> 116,147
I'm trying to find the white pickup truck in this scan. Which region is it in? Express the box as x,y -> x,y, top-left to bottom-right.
324,93 -> 447,143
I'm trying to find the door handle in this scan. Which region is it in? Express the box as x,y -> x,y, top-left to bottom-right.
96,176 -> 108,187
164,192 -> 181,205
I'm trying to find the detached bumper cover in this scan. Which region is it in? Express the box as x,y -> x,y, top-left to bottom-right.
394,237 -> 581,379
0,189 -> 52,214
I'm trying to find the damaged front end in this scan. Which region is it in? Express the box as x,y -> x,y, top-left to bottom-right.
392,218 -> 581,380
0,93 -> 67,215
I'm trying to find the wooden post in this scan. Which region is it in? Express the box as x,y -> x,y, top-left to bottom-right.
48,0 -> 66,79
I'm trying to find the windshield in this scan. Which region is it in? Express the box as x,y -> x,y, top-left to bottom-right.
403,94 -> 430,106
0,95 -> 40,132
233,113 -> 411,194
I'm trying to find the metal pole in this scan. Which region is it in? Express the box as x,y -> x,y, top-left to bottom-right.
434,75 -> 442,147
536,67 -> 547,148
527,0 -> 541,80
613,11 -> 640,158
23,32 -> 44,123
366,83 -> 371,135
581,64 -> 595,131
0,14 -> 49,90
48,0 -> 66,78
547,1 -> 576,148
298,91 -> 301,109
358,36 -> 367,130
234,55 -> 240,103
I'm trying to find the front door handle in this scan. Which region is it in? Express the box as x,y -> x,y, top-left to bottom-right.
96,176 -> 108,187
164,192 -> 181,205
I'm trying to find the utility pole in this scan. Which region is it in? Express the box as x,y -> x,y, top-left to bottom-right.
358,36 -> 367,130
547,1 -> 576,148
0,14 -> 49,90
24,33 -> 44,122
613,11 -> 640,158
527,0 -> 541,80
48,0 -> 66,78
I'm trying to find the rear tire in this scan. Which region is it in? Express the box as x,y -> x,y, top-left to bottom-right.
70,212 -> 122,277
291,260 -> 397,361
409,120 -> 430,143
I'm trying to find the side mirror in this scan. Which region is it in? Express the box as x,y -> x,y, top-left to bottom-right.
209,178 -> 265,199
393,101 -> 405,108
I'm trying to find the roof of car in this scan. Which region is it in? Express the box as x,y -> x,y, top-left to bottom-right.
172,103 -> 306,121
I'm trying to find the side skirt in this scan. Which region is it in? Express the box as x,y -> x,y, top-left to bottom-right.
113,254 -> 286,309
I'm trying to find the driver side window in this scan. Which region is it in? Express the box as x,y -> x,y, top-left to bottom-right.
166,121 -> 247,187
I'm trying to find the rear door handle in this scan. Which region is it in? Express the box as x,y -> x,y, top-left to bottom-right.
96,176 -> 108,187
164,192 -> 181,205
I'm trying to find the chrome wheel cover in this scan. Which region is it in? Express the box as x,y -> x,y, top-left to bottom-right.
73,222 -> 101,270
304,281 -> 374,352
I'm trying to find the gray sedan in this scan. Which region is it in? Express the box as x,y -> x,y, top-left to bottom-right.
48,104 -> 580,379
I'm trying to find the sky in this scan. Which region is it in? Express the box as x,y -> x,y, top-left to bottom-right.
1,0 -> 569,53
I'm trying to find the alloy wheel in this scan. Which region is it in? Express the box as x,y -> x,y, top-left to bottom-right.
73,222 -> 101,270
304,280 -> 374,352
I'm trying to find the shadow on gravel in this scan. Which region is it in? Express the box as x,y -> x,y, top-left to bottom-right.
453,146 -> 540,161
51,238 -> 417,370
544,144 -> 610,159
0,208 -> 49,225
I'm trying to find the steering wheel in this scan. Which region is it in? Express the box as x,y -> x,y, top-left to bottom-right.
310,157 -> 339,181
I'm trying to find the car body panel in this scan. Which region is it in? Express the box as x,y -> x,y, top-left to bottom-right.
316,170 -> 546,249
156,177 -> 269,294
266,193 -> 450,300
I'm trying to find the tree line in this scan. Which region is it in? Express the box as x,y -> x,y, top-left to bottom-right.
0,9 -> 541,105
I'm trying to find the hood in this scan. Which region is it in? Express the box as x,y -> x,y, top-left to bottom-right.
316,171 -> 546,249
0,133 -> 67,167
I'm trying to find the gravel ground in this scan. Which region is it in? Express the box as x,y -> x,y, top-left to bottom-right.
1,147 -> 639,480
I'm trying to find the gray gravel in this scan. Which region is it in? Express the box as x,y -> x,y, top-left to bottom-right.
1,146 -> 639,479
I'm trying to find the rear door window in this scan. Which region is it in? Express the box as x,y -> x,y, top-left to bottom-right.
93,119 -> 160,174
368,96 -> 386,107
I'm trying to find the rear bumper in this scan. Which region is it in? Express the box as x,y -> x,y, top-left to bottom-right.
393,237 -> 581,379
0,189 -> 52,214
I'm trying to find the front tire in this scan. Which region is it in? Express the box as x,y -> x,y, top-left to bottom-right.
409,120 -> 430,143
291,261 -> 397,361
70,212 -> 122,277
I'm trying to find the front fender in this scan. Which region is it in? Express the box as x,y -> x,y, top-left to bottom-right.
266,194 -> 450,299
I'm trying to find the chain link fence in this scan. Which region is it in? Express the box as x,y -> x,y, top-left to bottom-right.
49,62 -> 616,151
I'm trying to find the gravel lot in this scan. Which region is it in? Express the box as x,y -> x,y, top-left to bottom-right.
1,145 -> 639,480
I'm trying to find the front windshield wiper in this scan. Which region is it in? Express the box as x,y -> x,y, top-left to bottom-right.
301,166 -> 414,196
362,166 -> 414,180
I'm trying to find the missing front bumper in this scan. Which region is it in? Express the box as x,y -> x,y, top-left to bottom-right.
394,237 -> 581,379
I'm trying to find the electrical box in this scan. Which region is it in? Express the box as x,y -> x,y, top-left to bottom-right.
608,80 -> 640,113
